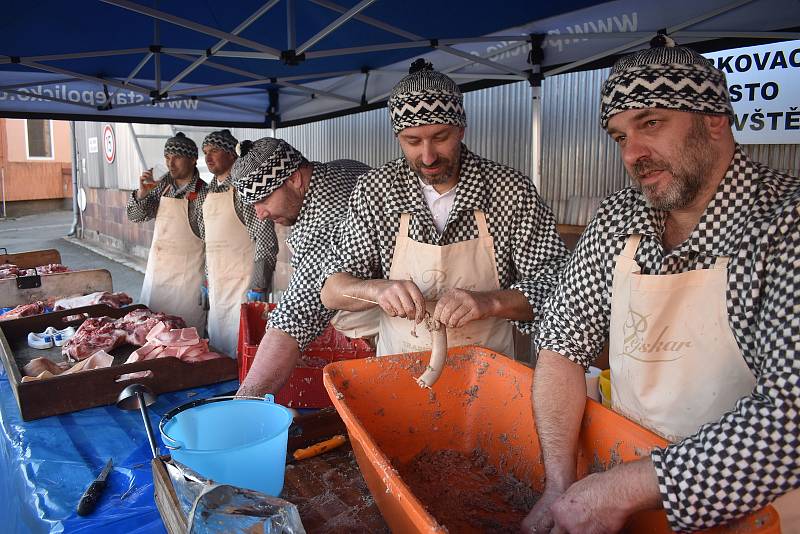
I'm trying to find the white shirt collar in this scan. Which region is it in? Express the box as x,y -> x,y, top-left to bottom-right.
418,178 -> 457,234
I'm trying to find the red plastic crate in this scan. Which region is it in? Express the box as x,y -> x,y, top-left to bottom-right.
238,302 -> 375,408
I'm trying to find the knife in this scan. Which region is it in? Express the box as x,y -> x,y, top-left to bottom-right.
77,458 -> 113,516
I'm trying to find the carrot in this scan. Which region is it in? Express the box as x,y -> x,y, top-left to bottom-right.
292,434 -> 347,461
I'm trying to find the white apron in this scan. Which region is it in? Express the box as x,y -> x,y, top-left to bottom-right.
375,210 -> 514,357
203,188 -> 255,357
140,196 -> 206,331
609,234 -> 798,531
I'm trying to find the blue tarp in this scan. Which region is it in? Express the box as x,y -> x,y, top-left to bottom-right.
0,367 -> 238,534
1,0 -> 797,126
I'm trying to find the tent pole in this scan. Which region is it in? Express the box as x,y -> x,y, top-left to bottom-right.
287,0 -> 296,49
68,121 -> 80,236
530,84 -> 542,191
161,0 -> 281,94
528,35 -> 545,192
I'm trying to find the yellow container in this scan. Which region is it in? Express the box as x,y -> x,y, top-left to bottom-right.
599,369 -> 611,408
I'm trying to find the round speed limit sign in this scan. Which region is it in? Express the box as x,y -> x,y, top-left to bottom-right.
103,124 -> 116,164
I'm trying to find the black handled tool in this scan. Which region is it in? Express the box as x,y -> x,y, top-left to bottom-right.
77,458 -> 113,516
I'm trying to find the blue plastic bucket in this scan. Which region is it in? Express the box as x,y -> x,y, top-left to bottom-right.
159,395 -> 293,496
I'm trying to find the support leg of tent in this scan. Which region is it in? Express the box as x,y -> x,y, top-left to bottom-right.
530,84 -> 542,191
528,35 -> 545,192
128,124 -> 147,169
68,122 -> 80,237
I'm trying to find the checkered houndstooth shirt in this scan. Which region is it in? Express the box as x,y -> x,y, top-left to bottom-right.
267,160 -> 370,349
536,146 -> 800,531
321,145 -> 570,335
195,177 -> 278,289
126,171 -> 205,237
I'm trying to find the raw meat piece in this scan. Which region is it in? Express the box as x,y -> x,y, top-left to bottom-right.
118,309 -> 186,346
0,301 -> 47,321
53,291 -> 133,311
61,317 -> 128,361
0,264 -> 25,279
62,351 -> 113,374
115,370 -> 154,382
61,309 -> 188,361
21,371 -> 57,383
23,357 -> 68,377
145,323 -> 200,347
123,322 -> 224,366
0,263 -> 68,279
22,351 -> 113,382
127,343 -> 165,363
35,264 -> 69,275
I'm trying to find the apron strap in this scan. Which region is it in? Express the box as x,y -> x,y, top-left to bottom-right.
621,234 -> 642,258
399,213 -> 412,238
713,256 -> 730,269
474,210 -> 490,238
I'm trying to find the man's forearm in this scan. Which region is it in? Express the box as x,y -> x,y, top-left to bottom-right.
534,349 -> 586,491
237,328 -> 300,397
485,288 -> 534,321
321,272 -> 385,311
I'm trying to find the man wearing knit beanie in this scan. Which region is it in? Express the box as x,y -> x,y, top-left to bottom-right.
527,36 -> 800,534
231,137 -> 370,397
320,60 -> 569,359
127,131 -> 207,331
194,129 -> 278,357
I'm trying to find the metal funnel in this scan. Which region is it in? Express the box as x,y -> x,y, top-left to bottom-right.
116,384 -> 160,459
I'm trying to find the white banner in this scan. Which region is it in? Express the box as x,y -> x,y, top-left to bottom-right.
705,40 -> 800,144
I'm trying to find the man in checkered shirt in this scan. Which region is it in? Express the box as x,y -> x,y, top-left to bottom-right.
231,137 -> 370,397
196,129 -> 277,298
127,131 -> 207,328
320,60 -> 568,358
524,37 -> 799,533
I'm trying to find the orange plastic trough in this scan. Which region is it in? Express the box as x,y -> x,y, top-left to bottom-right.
323,345 -> 779,533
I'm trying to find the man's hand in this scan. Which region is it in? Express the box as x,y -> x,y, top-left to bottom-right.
521,487 -> 567,534
136,169 -> 158,199
525,459 -> 661,534
549,473 -> 626,534
433,288 -> 496,328
236,328 -> 300,397
373,279 -> 427,323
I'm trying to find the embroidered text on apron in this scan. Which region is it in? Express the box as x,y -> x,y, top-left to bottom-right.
203,188 -> 255,357
140,195 -> 206,331
375,210 -> 514,357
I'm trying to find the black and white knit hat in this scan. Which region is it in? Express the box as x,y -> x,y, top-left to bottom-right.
387,59 -> 467,134
202,129 -> 238,155
163,132 -> 198,159
231,137 -> 305,204
600,35 -> 733,129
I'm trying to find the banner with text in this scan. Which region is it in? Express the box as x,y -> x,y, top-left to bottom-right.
705,40 -> 800,144
0,72 -> 268,125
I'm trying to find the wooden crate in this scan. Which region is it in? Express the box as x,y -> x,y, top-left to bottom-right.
152,408 -> 388,533
0,248 -> 61,268
0,268 -> 113,308
0,305 -> 236,420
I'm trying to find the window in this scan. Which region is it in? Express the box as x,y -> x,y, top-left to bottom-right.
26,119 -> 53,159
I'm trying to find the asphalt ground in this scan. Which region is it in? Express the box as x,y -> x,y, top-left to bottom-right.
0,210 -> 145,299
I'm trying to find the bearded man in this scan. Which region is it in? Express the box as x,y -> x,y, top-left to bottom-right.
524,37 -> 800,534
320,60 -> 569,357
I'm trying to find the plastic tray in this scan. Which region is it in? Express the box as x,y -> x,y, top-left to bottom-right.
323,346 -> 780,533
